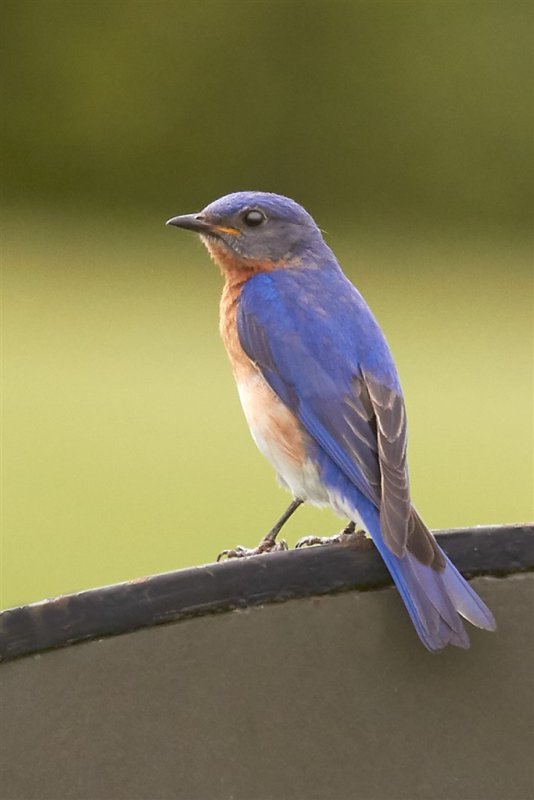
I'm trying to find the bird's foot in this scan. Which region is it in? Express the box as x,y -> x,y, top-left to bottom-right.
295,521 -> 372,550
217,536 -> 288,562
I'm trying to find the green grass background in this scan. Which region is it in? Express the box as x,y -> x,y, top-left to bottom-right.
1,0 -> 533,608
2,209 -> 532,609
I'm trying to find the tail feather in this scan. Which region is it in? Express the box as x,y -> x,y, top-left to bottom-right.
359,507 -> 496,651
379,544 -> 471,650
405,552 -> 469,640
440,557 -> 497,631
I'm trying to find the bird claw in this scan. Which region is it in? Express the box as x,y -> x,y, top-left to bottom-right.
217,537 -> 288,562
295,527 -> 371,550
295,535 -> 331,548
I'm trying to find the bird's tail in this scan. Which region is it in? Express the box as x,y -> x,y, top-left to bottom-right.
360,507 -> 496,651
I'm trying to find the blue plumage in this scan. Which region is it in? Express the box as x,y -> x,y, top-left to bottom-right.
238,267 -> 496,650
167,190 -> 496,651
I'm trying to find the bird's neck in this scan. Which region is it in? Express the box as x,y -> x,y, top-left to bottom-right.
204,236 -> 286,277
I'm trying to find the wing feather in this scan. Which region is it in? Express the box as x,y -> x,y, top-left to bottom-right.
237,270 -> 442,568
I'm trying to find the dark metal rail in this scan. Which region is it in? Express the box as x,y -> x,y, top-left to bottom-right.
1,523 -> 532,662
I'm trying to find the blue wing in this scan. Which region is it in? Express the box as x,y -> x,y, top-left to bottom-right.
238,266 -> 425,561
237,267 -> 496,649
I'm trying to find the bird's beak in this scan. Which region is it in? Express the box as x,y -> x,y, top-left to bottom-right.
166,214 -> 240,237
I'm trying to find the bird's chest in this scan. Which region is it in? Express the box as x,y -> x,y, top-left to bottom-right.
219,282 -> 309,484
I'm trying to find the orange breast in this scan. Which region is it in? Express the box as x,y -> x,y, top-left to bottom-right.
219,277 -> 254,382
219,274 -> 306,469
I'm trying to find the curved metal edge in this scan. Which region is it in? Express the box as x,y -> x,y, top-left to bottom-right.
1,523 -> 533,663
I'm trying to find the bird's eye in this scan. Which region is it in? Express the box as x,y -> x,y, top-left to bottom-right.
243,209 -> 266,227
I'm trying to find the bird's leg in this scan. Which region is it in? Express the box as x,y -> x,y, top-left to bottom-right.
217,498 -> 304,561
295,520 -> 372,550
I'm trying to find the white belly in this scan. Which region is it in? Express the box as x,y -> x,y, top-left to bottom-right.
237,373 -> 366,528
236,373 -> 328,505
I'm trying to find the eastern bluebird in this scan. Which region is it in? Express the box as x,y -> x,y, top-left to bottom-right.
167,191 -> 496,651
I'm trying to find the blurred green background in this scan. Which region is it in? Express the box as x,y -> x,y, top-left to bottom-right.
2,1 -> 532,610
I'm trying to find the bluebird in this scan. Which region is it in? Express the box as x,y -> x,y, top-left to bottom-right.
167,191 -> 496,651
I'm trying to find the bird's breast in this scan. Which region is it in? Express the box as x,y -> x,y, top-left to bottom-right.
220,279 -> 305,465
236,371 -> 305,469
219,278 -> 325,500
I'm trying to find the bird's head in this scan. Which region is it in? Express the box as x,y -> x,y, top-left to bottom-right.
166,191 -> 330,273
